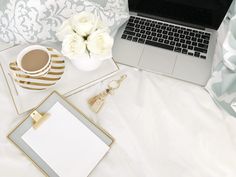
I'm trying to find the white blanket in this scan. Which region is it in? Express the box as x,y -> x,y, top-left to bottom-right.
1,23 -> 236,177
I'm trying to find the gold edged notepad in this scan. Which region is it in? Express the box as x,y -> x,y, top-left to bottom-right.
8,91 -> 113,177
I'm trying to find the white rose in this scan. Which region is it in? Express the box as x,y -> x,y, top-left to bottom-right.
56,19 -> 74,41
87,30 -> 114,58
71,12 -> 98,36
61,34 -> 86,59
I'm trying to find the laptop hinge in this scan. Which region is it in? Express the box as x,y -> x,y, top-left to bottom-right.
137,13 -> 205,30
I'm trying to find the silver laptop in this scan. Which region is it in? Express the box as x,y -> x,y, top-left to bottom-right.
113,0 -> 233,85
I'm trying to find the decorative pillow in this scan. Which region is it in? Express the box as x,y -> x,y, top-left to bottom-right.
206,15 -> 236,118
0,0 -> 129,44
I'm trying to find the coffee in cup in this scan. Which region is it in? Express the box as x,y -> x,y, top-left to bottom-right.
17,45 -> 51,77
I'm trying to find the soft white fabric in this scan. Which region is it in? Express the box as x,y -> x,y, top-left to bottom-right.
1,64 -> 236,177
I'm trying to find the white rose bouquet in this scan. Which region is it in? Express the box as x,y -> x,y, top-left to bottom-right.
56,12 -> 114,63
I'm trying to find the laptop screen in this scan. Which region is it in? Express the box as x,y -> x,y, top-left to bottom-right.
129,0 -> 233,30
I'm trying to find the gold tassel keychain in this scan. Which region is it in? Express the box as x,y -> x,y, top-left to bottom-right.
88,74 -> 127,113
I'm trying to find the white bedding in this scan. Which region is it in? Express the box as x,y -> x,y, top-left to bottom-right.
1,22 -> 236,177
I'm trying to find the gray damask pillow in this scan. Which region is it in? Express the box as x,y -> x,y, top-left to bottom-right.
0,0 -> 129,44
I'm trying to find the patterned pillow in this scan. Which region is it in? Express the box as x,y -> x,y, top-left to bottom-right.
0,0 -> 129,44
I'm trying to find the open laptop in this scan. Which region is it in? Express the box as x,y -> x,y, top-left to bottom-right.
113,0 -> 233,85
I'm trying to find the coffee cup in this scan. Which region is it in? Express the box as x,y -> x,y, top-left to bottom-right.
16,45 -> 51,77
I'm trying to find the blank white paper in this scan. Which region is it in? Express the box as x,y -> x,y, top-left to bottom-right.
22,102 -> 109,177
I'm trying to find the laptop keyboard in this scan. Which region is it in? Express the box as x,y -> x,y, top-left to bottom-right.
121,16 -> 211,59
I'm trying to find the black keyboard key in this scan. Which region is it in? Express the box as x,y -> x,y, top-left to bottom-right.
197,38 -> 203,43
138,38 -> 145,43
126,26 -> 134,31
127,36 -> 132,40
195,33 -> 200,38
203,40 -> 209,44
145,22 -> 150,26
200,55 -> 206,59
205,33 -> 210,37
198,43 -> 208,49
194,47 -> 207,53
150,23 -> 155,27
168,36 -> 174,40
194,52 -> 200,57
190,32 -> 194,36
135,24 -> 140,28
182,49 -> 188,54
161,26 -> 166,30
188,45 -> 193,50
145,40 -> 174,51
163,35 -> 168,39
186,40 -> 191,45
141,25 -> 145,29
146,31 -> 151,35
191,37 -> 197,41
132,37 -> 138,42
129,19 -> 134,23
123,30 -> 135,36
140,21 -> 145,25
151,32 -> 156,36
127,22 -> 135,27
183,31 -> 189,35
185,36 -> 191,40
188,52 -> 193,56
164,40 -> 169,44
134,19 -> 139,23
180,39 -> 185,43
140,29 -> 145,33
146,26 -> 151,30
170,41 -> 175,46
192,42 -> 197,46
176,43 -> 181,47
153,37 -> 158,41
163,30 -> 167,34
174,38 -> 179,42
147,36 -> 152,40
182,44 -> 187,48
180,34 -> 185,38
174,47 -> 181,52
121,34 -> 127,39
136,33 -> 141,37
201,35 -> 210,40
172,28 -> 177,32
158,38 -> 164,43
174,33 -> 179,37
168,32 -> 173,36
135,29 -> 140,32
151,28 -> 156,32
141,34 -> 147,38
157,33 -> 162,38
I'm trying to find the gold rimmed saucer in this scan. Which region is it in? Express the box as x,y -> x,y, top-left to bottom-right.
9,47 -> 65,90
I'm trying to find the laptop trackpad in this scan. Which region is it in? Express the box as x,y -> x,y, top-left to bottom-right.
139,46 -> 177,74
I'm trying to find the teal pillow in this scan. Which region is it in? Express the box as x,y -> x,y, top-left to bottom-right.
206,56 -> 236,117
